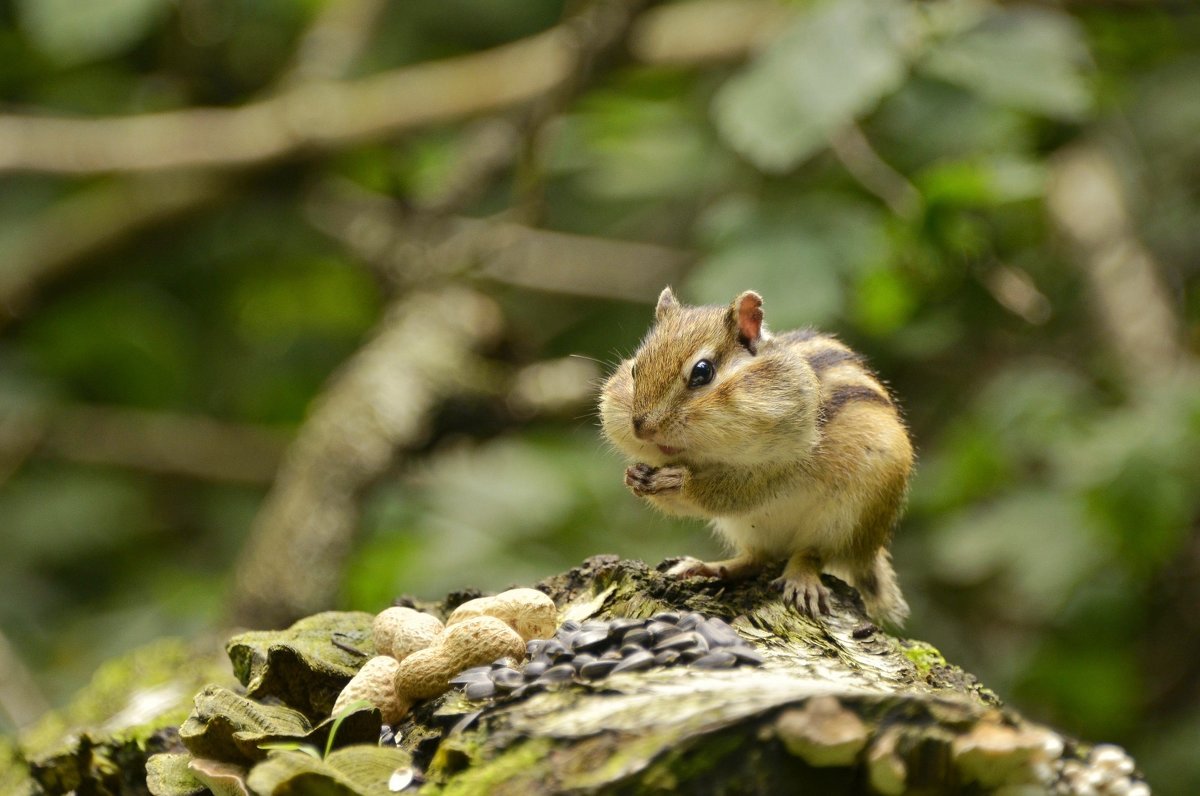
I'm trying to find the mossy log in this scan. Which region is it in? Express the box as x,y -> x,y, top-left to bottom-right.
4,556 -> 1146,795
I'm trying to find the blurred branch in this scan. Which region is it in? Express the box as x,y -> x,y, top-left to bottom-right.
829,123 -> 922,220
980,264 -> 1052,325
0,402 -> 289,487
36,405 -> 289,485
1046,143 -> 1186,390
0,174 -> 227,325
304,180 -> 692,301
0,0 -> 784,176
1,371 -> 599,490
282,0 -> 387,84
0,30 -> 568,174
629,0 -> 789,64
228,287 -> 505,627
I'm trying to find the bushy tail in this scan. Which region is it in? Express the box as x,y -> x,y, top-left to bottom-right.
853,548 -> 909,628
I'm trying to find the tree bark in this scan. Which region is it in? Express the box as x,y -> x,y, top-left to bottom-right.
7,556 -> 1149,795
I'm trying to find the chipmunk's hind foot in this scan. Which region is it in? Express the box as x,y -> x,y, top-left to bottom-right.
773,550 -> 830,618
667,554 -> 764,581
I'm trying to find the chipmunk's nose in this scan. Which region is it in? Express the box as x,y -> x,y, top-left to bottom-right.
632,414 -> 649,439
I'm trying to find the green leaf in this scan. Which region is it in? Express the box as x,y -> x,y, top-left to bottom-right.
16,0 -> 171,66
688,194 -> 890,329
852,268 -> 917,336
687,233 -> 843,329
325,701 -> 374,759
917,156 -> 1047,208
919,7 -> 1093,120
556,95 -> 730,200
927,490 -> 1108,620
712,0 -> 922,172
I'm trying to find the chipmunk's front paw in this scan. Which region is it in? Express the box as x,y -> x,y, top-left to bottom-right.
625,463 -> 687,497
774,571 -> 831,618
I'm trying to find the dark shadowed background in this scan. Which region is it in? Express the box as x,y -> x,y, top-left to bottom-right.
0,0 -> 1197,791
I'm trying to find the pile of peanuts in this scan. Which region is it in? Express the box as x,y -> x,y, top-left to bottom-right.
331,588 -> 556,724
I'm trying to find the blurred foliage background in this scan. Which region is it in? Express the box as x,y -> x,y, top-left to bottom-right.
0,0 -> 1198,791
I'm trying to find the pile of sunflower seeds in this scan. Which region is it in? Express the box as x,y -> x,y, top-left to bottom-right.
450,611 -> 764,701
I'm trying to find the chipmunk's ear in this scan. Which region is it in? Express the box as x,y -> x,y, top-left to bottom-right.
655,286 -> 679,321
728,290 -> 764,353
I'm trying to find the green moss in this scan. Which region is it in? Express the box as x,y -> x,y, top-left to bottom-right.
637,730 -> 747,794
0,735 -> 37,796
902,641 -> 948,677
428,737 -> 557,796
18,637 -> 234,795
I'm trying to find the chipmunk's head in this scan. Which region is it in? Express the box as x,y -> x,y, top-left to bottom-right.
599,287 -> 819,467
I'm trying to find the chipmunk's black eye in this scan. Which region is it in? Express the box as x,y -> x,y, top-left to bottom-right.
630,362 -> 638,380
688,359 -> 715,388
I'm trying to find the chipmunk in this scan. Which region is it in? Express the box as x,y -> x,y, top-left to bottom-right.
599,287 -> 913,626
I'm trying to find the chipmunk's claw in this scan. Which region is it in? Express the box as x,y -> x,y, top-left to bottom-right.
774,572 -> 831,618
625,463 -> 685,496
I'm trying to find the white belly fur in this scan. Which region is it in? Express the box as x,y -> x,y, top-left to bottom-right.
711,479 -> 861,562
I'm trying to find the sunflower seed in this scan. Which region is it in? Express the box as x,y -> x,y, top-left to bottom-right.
541,640 -> 568,661
692,650 -> 738,669
608,617 -> 643,634
621,628 -> 652,648
654,631 -> 707,654
464,680 -> 496,700
697,618 -> 741,648
570,653 -> 597,671
646,621 -> 682,642
611,649 -> 655,674
677,613 -> 703,630
538,663 -> 576,684
580,659 -> 620,679
522,660 -> 548,680
490,667 -> 525,690
729,646 -> 765,665
449,666 -> 492,687
570,628 -> 611,652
